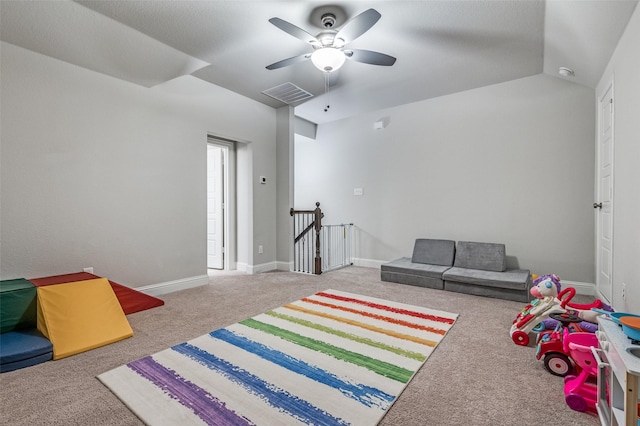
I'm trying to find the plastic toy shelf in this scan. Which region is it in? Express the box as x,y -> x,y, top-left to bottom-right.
594,317 -> 640,426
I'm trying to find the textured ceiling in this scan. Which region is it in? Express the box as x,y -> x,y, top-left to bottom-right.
1,1 -> 637,124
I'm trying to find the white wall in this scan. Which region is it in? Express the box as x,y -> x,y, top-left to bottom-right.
246,123 -> 278,273
597,5 -> 640,313
276,107 -> 295,271
0,42 -> 277,287
296,74 -> 596,283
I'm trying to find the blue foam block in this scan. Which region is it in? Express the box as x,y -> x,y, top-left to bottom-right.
0,351 -> 53,373
0,329 -> 53,372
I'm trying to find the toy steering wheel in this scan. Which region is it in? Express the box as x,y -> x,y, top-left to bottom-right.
549,312 -> 582,326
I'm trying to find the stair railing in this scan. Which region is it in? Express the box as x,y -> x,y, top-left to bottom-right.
290,202 -> 323,274
290,203 -> 353,274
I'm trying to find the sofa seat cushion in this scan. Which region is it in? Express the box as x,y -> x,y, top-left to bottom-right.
382,257 -> 451,279
443,267 -> 530,291
453,241 -> 506,272
411,239 -> 456,266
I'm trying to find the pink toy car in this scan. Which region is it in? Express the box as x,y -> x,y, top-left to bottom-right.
535,312 -> 591,377
536,326 -> 573,376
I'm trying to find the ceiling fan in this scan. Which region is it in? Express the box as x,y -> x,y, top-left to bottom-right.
266,8 -> 396,73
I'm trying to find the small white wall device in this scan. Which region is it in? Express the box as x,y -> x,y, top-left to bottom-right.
373,117 -> 389,130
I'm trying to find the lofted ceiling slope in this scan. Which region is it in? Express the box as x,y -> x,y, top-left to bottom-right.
1,1 -> 637,125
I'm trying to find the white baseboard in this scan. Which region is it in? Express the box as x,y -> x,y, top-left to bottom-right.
133,266 -> 595,299
276,261 -> 293,272
562,280 -> 596,296
236,261 -> 288,274
136,274 -> 209,297
246,261 -> 279,275
352,257 -> 386,269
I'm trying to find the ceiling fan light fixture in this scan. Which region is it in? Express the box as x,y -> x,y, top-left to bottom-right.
311,47 -> 345,72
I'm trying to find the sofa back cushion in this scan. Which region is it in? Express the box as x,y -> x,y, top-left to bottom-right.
453,241 -> 506,272
411,239 -> 456,266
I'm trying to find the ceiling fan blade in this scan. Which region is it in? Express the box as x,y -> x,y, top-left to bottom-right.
266,53 -> 311,70
269,17 -> 321,47
345,49 -> 396,66
335,8 -> 381,44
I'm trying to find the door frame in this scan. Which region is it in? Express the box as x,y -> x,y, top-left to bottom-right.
207,144 -> 225,269
207,136 -> 237,271
595,79 -> 614,303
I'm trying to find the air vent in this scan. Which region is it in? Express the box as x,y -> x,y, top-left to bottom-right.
262,82 -> 313,105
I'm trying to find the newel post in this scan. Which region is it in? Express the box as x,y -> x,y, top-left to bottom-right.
314,202 -> 322,275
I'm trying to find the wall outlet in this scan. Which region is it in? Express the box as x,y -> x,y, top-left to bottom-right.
258,245 -> 263,254
83,267 -> 94,274
621,282 -> 626,300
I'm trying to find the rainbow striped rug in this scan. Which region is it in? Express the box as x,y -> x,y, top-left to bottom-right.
98,289 -> 458,425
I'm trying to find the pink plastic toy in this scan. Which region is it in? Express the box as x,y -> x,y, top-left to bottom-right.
562,329 -> 599,414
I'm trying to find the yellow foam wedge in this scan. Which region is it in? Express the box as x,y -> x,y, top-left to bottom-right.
37,278 -> 133,360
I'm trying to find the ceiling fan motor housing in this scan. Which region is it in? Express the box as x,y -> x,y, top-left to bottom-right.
316,30 -> 340,47
321,13 -> 336,28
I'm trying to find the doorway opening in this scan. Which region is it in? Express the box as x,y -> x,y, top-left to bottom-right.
207,136 -> 236,271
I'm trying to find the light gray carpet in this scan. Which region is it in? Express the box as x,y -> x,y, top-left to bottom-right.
0,267 -> 599,425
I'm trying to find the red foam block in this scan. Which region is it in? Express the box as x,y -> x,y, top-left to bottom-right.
29,272 -> 164,315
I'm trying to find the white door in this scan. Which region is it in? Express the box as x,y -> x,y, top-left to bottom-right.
207,145 -> 224,269
595,83 -> 614,302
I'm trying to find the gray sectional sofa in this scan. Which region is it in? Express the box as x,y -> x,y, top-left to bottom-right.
381,239 -> 532,302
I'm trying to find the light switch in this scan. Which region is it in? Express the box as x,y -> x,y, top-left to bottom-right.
353,187 -> 364,196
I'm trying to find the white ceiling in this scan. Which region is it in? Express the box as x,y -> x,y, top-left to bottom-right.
1,1 -> 637,125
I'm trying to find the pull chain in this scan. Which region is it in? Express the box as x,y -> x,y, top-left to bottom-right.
323,72 -> 330,112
